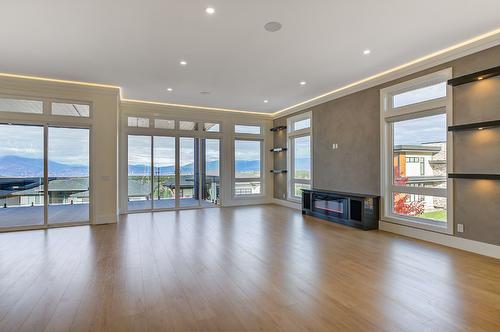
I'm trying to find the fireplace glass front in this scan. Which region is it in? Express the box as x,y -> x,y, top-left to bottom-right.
312,193 -> 348,219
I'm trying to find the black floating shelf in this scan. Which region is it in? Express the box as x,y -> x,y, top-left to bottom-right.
448,173 -> 500,180
270,125 -> 287,132
271,169 -> 288,174
270,147 -> 287,152
448,120 -> 500,132
447,66 -> 500,86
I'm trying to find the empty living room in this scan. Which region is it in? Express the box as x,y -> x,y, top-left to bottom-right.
1,1 -> 500,331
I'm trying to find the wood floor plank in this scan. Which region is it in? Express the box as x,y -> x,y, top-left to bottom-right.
0,204 -> 499,331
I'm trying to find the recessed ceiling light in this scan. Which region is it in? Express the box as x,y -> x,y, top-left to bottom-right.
363,49 -> 371,55
206,7 -> 215,14
264,21 -> 282,32
264,99 -> 269,103
180,60 -> 187,66
167,88 -> 173,92
300,81 -> 307,86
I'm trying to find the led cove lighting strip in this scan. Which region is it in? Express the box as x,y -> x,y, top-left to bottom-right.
0,27 -> 498,118
121,98 -> 265,115
0,72 -> 121,90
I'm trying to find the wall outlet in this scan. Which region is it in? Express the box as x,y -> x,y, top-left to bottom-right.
457,224 -> 464,233
282,193 -> 286,199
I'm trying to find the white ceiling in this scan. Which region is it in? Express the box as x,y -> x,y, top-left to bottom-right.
1,0 -> 499,113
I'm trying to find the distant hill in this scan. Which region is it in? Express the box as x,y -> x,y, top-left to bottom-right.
0,155 -> 310,177
0,156 -> 88,177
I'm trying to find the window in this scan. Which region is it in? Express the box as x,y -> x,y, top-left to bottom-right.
0,124 -> 90,229
51,102 -> 90,117
0,124 -> 45,227
293,118 -> 311,131
392,82 -> 446,108
48,127 -> 90,224
288,112 -> 312,200
381,69 -> 451,233
392,114 -> 447,189
0,97 -> 43,114
154,119 -> 175,130
179,121 -> 197,131
204,122 -> 220,132
128,117 -> 150,128
127,135 -> 152,211
234,140 -> 262,195
235,124 -> 261,135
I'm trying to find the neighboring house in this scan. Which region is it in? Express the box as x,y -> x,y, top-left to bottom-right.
393,141 -> 446,210
0,177 -> 89,207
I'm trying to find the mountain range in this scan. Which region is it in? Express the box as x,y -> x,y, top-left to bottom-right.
0,156 -> 88,177
0,155 -> 310,177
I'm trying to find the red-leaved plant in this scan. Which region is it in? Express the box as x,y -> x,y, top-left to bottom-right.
393,169 -> 425,216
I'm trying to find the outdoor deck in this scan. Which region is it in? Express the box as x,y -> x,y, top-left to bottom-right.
0,204 -> 89,228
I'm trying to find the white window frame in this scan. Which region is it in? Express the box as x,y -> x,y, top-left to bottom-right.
380,68 -> 453,234
123,115 -> 224,211
287,112 -> 312,202
232,123 -> 264,198
234,123 -> 262,135
50,99 -> 92,118
0,94 -> 94,231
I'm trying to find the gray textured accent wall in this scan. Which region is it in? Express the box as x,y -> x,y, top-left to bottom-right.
274,45 -> 500,245
311,88 -> 381,195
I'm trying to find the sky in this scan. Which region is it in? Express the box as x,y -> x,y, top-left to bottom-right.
294,135 -> 311,172
393,82 -> 446,108
129,136 -> 220,167
393,113 -> 446,145
0,124 -> 89,165
234,140 -> 261,162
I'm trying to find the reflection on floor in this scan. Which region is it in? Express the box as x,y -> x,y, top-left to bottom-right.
0,204 -> 89,228
0,205 -> 499,331
128,198 -> 216,211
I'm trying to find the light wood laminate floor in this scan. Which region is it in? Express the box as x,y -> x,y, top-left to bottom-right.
0,205 -> 499,332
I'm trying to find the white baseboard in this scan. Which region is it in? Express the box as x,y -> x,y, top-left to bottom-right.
271,198 -> 301,210
380,220 -> 500,259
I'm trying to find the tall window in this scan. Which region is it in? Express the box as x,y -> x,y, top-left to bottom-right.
287,112 -> 312,200
381,69 -> 452,233
234,140 -> 262,195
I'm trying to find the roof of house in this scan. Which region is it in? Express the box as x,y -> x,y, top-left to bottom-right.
393,145 -> 441,153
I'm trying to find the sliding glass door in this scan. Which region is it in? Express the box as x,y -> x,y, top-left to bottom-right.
48,127 -> 90,224
153,136 -> 176,209
0,123 -> 90,230
127,135 -> 152,211
0,124 -> 45,228
127,135 -> 219,211
179,137 -> 199,207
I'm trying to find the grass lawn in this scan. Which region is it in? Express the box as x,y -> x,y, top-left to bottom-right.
421,209 -> 447,221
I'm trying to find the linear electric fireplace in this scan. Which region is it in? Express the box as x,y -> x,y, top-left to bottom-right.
302,189 -> 379,230
312,192 -> 348,219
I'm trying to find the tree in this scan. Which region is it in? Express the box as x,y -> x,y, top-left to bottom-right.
393,170 -> 425,216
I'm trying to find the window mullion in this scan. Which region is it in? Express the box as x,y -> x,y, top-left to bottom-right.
390,185 -> 446,197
